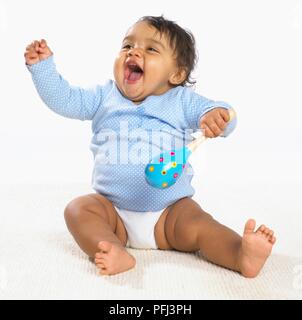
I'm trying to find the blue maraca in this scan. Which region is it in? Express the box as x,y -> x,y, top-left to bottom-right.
145,108 -> 236,189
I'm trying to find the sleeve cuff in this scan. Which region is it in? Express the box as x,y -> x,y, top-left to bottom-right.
197,102 -> 237,137
26,55 -> 55,74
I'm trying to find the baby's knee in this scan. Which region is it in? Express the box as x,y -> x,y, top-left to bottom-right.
64,200 -> 79,225
64,195 -> 93,223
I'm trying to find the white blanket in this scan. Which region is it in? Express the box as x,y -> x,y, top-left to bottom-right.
0,183 -> 301,299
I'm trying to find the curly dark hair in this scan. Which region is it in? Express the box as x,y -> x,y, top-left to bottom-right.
138,15 -> 197,87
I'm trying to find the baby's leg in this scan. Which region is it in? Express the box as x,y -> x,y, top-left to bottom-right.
64,194 -> 135,275
157,197 -> 276,278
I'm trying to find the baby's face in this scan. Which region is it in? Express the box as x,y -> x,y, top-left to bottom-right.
114,21 -> 181,104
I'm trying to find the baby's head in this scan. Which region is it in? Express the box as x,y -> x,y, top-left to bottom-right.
114,16 -> 197,104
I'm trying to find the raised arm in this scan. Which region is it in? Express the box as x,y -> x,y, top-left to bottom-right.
24,39 -> 102,120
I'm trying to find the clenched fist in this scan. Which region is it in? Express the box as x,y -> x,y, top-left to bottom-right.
24,39 -> 53,65
200,107 -> 230,138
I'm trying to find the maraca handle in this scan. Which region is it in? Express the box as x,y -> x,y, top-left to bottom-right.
187,107 -> 236,152
227,108 -> 236,123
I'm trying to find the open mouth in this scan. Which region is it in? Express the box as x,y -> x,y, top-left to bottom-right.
125,63 -> 144,83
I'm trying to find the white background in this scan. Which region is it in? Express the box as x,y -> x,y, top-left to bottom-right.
0,0 -> 301,256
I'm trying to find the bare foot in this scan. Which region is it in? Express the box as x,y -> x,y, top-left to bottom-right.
94,241 -> 136,275
237,219 -> 276,278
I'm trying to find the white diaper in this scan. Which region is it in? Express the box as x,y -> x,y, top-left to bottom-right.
114,206 -> 165,249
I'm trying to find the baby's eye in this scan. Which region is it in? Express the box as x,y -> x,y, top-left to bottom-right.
122,44 -> 133,49
147,47 -> 158,53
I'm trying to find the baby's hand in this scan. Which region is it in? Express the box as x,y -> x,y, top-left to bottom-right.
200,107 -> 230,138
24,39 -> 53,65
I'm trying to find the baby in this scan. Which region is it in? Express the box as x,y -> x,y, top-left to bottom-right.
25,16 -> 276,277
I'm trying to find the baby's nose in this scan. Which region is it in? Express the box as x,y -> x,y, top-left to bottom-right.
127,47 -> 143,58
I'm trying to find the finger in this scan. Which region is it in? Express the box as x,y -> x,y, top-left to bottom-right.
34,40 -> 40,51
27,44 -> 36,52
25,48 -> 38,57
37,46 -> 48,53
201,124 -> 215,138
219,108 -> 230,122
214,116 -> 227,131
26,44 -> 34,50
208,121 -> 222,137
29,41 -> 40,52
37,45 -> 52,56
26,54 -> 39,61
27,43 -> 39,53
26,48 -> 38,57
27,53 -> 39,60
25,56 -> 39,64
40,39 -> 47,47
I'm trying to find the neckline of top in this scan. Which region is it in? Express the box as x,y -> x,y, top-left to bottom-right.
112,81 -> 181,107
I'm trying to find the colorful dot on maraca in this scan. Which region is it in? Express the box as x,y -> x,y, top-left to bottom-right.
144,147 -> 191,189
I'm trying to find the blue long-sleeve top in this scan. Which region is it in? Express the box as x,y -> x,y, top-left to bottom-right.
27,56 -> 236,211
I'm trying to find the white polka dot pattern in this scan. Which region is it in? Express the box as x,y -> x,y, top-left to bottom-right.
27,56 -> 236,211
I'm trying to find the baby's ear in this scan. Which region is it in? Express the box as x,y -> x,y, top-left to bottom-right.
169,68 -> 187,86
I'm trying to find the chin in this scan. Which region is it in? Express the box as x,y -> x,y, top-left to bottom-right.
124,89 -> 146,102
131,97 -> 145,104
128,95 -> 145,104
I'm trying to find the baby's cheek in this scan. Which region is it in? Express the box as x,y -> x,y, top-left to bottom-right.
113,59 -> 123,81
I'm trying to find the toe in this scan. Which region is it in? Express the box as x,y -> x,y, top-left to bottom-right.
95,257 -> 106,264
95,252 -> 105,259
96,263 -> 106,269
256,224 -> 266,234
99,268 -> 110,276
266,229 -> 273,237
270,236 -> 277,244
244,219 -> 256,234
98,241 -> 112,253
